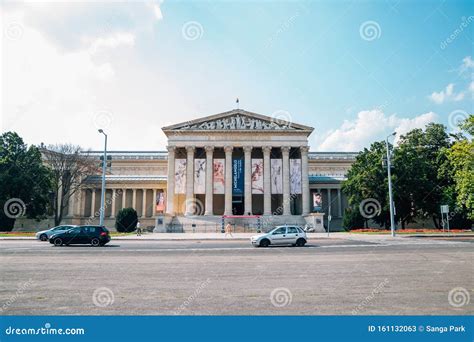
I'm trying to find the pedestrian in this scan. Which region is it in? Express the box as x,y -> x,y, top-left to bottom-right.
136,220 -> 142,236
225,223 -> 233,237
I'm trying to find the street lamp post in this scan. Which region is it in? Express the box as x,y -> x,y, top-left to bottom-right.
385,132 -> 396,237
98,129 -> 108,226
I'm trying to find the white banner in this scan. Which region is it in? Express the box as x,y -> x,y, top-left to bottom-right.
271,159 -> 283,194
175,159 -> 187,194
194,159 -> 206,194
251,159 -> 264,194
290,159 -> 302,194
213,159 -> 225,194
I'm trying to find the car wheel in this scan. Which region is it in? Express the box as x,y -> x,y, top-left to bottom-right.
296,238 -> 306,247
259,239 -> 270,247
40,234 -> 48,241
91,238 -> 100,247
53,238 -> 63,246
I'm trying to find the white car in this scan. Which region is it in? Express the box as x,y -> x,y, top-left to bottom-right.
251,226 -> 307,247
35,225 -> 76,241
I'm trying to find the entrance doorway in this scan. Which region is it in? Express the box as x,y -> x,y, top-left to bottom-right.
232,196 -> 244,215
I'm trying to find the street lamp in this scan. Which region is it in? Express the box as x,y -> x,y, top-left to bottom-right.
98,129 -> 108,226
385,132 -> 396,237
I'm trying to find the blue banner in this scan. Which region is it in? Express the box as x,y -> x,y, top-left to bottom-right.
232,158 -> 244,195
0,316 -> 471,342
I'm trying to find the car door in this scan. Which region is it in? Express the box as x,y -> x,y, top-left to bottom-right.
269,227 -> 287,245
286,226 -> 299,244
83,226 -> 97,243
65,227 -> 82,244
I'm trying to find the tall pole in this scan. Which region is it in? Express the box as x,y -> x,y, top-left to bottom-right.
99,130 -> 107,226
386,133 -> 396,237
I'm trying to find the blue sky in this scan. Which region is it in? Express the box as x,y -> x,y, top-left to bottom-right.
2,0 -> 473,151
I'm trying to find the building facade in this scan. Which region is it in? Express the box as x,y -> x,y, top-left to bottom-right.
16,109 -> 357,232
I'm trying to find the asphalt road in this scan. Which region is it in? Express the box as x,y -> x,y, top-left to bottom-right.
0,238 -> 472,315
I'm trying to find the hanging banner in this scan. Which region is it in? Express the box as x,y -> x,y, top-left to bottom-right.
290,159 -> 302,194
213,159 -> 225,194
271,159 -> 283,194
175,159 -> 187,194
156,191 -> 166,212
232,158 -> 244,196
194,159 -> 206,194
251,159 -> 264,194
313,192 -> 322,212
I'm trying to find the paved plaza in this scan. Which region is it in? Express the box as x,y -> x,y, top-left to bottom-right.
1,234 -> 472,315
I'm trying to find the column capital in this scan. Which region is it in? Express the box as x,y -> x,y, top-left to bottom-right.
243,146 -> 253,153
281,146 -> 291,154
262,146 -> 272,154
205,145 -> 214,153
224,146 -> 233,154
166,146 -> 176,153
185,146 -> 195,154
300,146 -> 310,153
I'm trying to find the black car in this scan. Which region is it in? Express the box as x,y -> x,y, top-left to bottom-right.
49,226 -> 110,247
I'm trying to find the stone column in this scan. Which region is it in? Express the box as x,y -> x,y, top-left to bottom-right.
282,146 -> 291,215
90,189 -> 96,218
166,146 -> 176,215
142,189 -> 147,217
337,188 -> 342,217
111,189 -> 116,218
224,146 -> 233,216
204,146 -> 214,216
79,189 -> 86,217
244,146 -> 252,215
263,146 -> 272,216
67,191 -> 75,218
152,189 -> 157,217
185,146 -> 195,216
301,146 -> 310,215
122,189 -> 126,210
132,189 -> 137,210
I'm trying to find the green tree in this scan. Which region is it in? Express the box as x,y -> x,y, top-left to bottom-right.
342,141 -> 391,229
393,123 -> 452,228
0,132 -> 52,231
115,208 -> 138,232
447,115 -> 474,221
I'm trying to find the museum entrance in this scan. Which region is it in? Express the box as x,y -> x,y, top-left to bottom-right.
232,196 -> 244,215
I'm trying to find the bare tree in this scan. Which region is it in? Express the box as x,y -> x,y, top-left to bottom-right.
41,144 -> 98,226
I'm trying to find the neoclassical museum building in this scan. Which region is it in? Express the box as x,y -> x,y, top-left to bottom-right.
19,109 -> 357,232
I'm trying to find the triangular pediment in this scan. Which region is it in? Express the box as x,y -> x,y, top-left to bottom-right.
162,109 -> 314,134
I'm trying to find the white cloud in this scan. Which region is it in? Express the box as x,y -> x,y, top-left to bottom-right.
429,83 -> 465,104
460,56 -> 474,73
148,1 -> 164,21
82,32 -> 135,53
314,110 -> 437,152
1,4 -> 196,150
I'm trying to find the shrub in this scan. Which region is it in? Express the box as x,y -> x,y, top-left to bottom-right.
342,207 -> 366,231
115,208 -> 138,233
